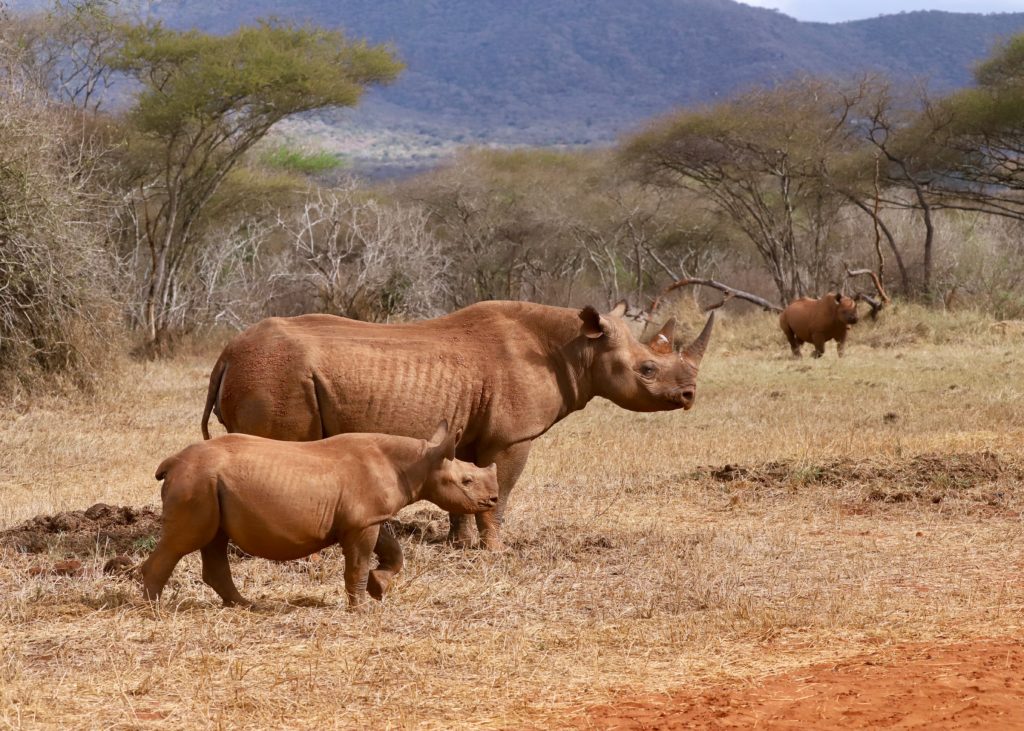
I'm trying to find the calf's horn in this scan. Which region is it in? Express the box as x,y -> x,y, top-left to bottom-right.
681,312 -> 715,365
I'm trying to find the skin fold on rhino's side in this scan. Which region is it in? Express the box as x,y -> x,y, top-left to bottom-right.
201,300 -> 714,551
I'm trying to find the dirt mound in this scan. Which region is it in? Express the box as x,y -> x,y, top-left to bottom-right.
0,503 -> 160,556
576,638 -> 1024,730
705,451 -> 1021,508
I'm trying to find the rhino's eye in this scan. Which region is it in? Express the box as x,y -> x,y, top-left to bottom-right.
639,362 -> 658,378
461,476 -> 473,486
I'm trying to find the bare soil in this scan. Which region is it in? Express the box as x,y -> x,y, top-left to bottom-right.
0,502 -> 159,556
704,451 -> 1022,512
576,638 -> 1024,730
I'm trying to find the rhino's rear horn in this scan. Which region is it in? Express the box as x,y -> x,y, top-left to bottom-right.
681,312 -> 715,365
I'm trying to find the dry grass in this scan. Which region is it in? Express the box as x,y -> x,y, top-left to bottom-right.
1,310 -> 1023,729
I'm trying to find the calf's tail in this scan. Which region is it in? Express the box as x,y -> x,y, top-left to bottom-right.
201,355 -> 228,440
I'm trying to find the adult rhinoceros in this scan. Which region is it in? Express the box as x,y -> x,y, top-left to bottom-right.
200,300 -> 713,550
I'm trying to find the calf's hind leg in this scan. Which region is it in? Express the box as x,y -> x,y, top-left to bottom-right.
142,472 -> 220,602
200,530 -> 250,607
141,542 -> 187,601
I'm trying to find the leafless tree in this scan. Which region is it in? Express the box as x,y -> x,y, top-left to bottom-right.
275,185 -> 450,321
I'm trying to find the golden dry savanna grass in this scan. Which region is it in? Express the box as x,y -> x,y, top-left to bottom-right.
1,306 -> 1023,729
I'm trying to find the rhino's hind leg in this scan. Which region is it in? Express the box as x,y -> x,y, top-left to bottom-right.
368,523 -> 404,601
200,530 -> 250,607
341,524 -> 381,611
781,322 -> 802,358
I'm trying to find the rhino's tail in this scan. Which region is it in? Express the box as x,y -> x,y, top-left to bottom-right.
155,455 -> 176,482
201,355 -> 228,440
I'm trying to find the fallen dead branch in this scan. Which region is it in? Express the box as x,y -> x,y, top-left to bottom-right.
649,278 -> 783,316
845,268 -> 890,320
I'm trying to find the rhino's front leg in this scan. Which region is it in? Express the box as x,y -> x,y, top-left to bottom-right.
446,513 -> 477,548
341,524 -> 381,611
472,440 -> 533,552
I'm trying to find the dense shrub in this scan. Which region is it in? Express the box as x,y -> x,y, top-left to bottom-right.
0,77 -> 121,393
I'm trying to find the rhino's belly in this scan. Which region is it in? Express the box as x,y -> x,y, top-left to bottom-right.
218,478 -> 338,561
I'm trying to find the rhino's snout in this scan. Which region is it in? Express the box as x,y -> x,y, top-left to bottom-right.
673,387 -> 696,410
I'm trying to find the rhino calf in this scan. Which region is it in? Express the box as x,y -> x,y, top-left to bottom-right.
141,421 -> 498,609
779,292 -> 860,358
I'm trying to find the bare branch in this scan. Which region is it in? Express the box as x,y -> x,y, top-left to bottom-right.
649,277 -> 783,315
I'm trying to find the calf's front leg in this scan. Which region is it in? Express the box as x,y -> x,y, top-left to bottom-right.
340,524 -> 381,611
367,522 -> 404,601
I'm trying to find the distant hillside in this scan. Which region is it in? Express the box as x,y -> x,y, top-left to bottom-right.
11,0 -> 1024,170
134,1 -> 1024,142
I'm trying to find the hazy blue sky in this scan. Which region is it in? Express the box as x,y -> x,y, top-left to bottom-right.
740,0 -> 1024,23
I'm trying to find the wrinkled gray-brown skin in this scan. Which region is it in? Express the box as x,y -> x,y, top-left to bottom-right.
779,292 -> 860,358
142,422 -> 498,609
201,301 -> 714,550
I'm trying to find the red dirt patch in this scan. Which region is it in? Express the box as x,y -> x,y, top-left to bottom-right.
576,638 -> 1024,730
0,503 -> 160,556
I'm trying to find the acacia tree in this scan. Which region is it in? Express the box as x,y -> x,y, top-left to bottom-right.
623,79 -> 866,303
112,21 -> 402,346
925,34 -> 1024,220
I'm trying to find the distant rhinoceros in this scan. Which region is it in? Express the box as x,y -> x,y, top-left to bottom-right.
779,292 -> 860,358
201,300 -> 714,550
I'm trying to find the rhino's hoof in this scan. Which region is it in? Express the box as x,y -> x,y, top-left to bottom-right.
479,536 -> 509,552
367,570 -> 390,601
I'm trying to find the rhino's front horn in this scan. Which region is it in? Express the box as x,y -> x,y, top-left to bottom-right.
681,311 -> 715,366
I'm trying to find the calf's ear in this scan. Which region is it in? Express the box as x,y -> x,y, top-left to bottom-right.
579,306 -> 609,339
648,318 -> 676,355
428,419 -> 449,447
444,427 -> 463,461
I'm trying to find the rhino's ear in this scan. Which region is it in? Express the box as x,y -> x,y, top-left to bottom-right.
649,318 -> 676,355
835,292 -> 843,304
579,306 -> 609,339
609,300 -> 628,317
427,419 -> 449,447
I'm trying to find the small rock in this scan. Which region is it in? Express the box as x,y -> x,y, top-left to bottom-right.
29,559 -> 83,577
52,559 -> 83,576
103,555 -> 134,575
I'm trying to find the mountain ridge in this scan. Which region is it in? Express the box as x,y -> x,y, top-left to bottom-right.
138,0 -> 1024,145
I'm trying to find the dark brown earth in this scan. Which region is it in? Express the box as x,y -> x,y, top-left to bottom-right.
0,503 -> 160,556
575,639 -> 1024,730
704,451 -> 1021,509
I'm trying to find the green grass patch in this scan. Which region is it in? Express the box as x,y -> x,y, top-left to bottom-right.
260,144 -> 344,175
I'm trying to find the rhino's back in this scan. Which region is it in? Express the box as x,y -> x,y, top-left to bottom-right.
217,303 -> 572,443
